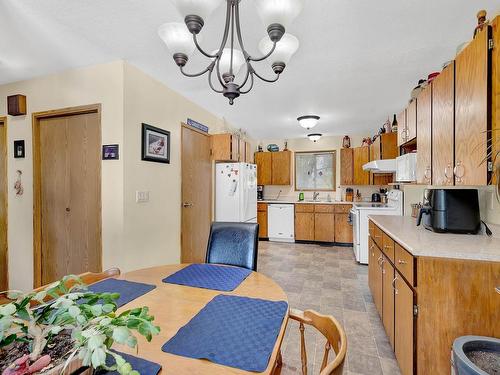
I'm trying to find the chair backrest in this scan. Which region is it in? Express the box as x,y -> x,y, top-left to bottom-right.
0,268 -> 121,305
205,222 -> 259,271
288,308 -> 347,375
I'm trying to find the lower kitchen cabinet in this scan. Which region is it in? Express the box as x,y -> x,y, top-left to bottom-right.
394,271 -> 415,375
294,204 -> 315,241
257,203 -> 268,238
382,257 -> 395,349
368,238 -> 383,316
334,213 -> 352,243
314,212 -> 335,242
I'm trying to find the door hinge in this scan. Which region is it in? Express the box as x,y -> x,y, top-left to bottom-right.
488,39 -> 494,50
413,304 -> 419,316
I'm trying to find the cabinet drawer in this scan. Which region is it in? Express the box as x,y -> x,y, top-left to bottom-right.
295,204 -> 314,213
257,203 -> 268,212
395,243 -> 415,286
314,204 -> 335,213
334,204 -> 352,213
373,225 -> 383,249
382,233 -> 395,263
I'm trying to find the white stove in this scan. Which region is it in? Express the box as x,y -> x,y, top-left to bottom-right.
350,190 -> 404,264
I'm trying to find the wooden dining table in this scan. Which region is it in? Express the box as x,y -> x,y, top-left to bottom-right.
110,264 -> 289,375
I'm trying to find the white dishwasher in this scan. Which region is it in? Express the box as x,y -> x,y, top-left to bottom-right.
268,204 -> 295,242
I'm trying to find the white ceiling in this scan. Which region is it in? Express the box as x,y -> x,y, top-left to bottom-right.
0,0 -> 498,139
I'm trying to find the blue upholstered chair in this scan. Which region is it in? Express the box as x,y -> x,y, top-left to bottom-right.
205,222 -> 259,271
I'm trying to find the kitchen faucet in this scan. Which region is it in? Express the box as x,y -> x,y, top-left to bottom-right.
313,191 -> 320,201
276,189 -> 282,201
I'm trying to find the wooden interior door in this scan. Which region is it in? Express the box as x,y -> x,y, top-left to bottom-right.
416,85 -> 432,184
0,118 -> 7,290
432,62 -> 455,186
181,124 -> 212,263
38,111 -> 101,285
455,27 -> 489,185
394,272 -> 415,375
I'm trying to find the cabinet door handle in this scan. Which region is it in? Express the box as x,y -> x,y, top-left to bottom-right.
444,163 -> 453,183
392,274 -> 398,294
424,166 -> 431,182
454,161 -> 465,184
398,259 -> 407,265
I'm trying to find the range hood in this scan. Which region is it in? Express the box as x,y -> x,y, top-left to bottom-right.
362,159 -> 396,173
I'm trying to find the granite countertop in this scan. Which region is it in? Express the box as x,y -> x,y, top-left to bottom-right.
259,199 -> 354,205
368,215 -> 500,262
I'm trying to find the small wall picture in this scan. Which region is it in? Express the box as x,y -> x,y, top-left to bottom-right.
102,144 -> 119,160
141,123 -> 170,164
13,140 -> 25,158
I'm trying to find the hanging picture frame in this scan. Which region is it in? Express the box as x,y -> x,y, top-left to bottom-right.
141,123 -> 170,164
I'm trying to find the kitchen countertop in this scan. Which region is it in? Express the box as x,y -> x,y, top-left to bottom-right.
368,215 -> 500,262
259,200 -> 354,205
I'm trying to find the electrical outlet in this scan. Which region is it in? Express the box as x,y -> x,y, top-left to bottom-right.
136,191 -> 149,203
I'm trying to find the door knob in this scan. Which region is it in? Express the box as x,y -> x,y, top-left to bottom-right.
182,202 -> 193,208
66,207 -> 71,212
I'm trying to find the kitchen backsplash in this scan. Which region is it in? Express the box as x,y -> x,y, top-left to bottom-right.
263,185 -> 389,202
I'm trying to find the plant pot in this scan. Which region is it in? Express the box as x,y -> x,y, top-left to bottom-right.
452,335 -> 500,375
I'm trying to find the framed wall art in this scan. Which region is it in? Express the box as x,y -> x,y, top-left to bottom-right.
141,123 -> 170,164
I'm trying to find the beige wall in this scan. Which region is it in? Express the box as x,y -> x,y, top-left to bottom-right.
258,136 -> 387,201
0,61 -> 232,290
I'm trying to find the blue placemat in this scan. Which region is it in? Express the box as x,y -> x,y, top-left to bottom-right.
97,350 -> 161,375
162,264 -> 252,291
87,278 -> 156,308
162,294 -> 288,372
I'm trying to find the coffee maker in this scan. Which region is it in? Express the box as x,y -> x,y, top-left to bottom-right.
257,185 -> 264,200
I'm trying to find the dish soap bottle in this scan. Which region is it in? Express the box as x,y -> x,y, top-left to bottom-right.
298,191 -> 304,201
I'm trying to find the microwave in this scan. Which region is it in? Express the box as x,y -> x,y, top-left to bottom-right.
396,153 -> 417,182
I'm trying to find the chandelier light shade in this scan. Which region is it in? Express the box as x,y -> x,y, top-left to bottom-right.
308,133 -> 322,142
297,115 -> 320,129
254,0 -> 304,29
259,33 -> 299,66
159,0 -> 303,104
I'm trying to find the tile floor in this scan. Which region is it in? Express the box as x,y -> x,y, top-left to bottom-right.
258,241 -> 401,375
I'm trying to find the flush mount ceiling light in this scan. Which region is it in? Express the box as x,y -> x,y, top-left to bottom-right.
158,0 -> 302,105
308,133 -> 322,142
297,115 -> 320,129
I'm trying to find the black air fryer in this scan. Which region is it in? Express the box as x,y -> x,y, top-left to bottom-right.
416,189 -> 481,234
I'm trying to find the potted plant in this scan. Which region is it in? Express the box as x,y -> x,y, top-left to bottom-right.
0,275 -> 160,375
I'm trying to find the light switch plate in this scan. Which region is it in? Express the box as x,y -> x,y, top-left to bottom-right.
136,191 -> 149,203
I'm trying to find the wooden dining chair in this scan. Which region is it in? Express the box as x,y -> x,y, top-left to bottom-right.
274,308 -> 347,375
205,222 -> 259,271
0,268 -> 121,305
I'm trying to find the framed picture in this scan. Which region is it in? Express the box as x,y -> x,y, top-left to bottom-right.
102,144 -> 119,160
13,140 -> 25,158
141,123 -> 170,164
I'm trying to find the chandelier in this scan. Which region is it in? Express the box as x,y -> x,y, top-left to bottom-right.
158,0 -> 303,105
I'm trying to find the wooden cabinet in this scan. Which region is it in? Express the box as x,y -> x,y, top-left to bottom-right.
368,238 -> 383,316
294,204 -> 315,241
372,132 -> 398,161
211,133 -> 239,161
382,257 -> 395,349
432,62 -> 455,186
254,151 -> 291,186
340,148 -> 354,185
255,152 -> 272,185
406,99 -> 417,142
314,212 -> 335,242
394,271 -> 415,375
382,232 -> 395,263
245,143 -> 253,163
335,213 -> 352,243
397,109 -> 407,147
257,203 -> 268,238
370,137 -> 381,161
353,146 -> 370,185
238,138 -> 246,162
455,27 -> 489,185
416,85 -> 432,184
271,151 -> 292,185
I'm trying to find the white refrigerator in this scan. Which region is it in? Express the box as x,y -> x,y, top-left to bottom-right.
215,163 -> 257,223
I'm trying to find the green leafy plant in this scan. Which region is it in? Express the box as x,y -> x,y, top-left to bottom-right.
0,276 -> 160,375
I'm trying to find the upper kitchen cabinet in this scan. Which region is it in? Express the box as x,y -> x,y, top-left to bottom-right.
379,132 -> 398,159
271,151 -> 292,185
340,148 -> 354,185
432,62 -> 455,186
455,26 -> 489,185
493,16 -> 500,186
211,133 -> 239,161
255,152 -> 272,185
416,85 -> 432,184
406,99 -> 417,143
353,146 -> 370,185
397,109 -> 407,147
254,151 -> 292,185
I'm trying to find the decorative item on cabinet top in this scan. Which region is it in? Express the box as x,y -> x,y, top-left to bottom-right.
267,144 -> 280,152
342,135 -> 351,148
7,94 -> 26,116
